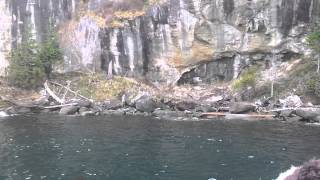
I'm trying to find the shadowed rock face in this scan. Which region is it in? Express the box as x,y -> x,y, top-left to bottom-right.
1,0 -> 320,85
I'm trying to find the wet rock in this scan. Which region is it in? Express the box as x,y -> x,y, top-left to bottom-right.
294,109 -> 320,122
175,101 -> 197,111
79,107 -> 89,113
6,106 -> 32,114
285,116 -> 303,123
102,110 -> 125,116
59,105 -> 79,115
80,110 -> 95,116
40,108 -> 54,114
229,102 -> 256,114
91,104 -> 103,113
123,107 -> 137,115
280,110 -> 295,117
16,107 -> 33,114
135,96 -> 157,113
153,109 -> 188,120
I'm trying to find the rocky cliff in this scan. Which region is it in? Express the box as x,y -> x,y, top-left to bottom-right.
1,0 -> 319,85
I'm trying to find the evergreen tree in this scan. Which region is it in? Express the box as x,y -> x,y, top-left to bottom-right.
38,27 -> 63,79
307,30 -> 320,73
8,30 -> 44,89
8,26 -> 62,89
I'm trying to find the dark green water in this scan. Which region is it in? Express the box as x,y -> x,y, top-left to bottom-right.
0,115 -> 320,180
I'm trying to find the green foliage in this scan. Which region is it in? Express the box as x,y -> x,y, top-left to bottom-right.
38,28 -> 63,78
232,66 -> 259,90
306,74 -> 320,97
75,74 -> 137,101
8,27 -> 62,89
307,30 -> 320,52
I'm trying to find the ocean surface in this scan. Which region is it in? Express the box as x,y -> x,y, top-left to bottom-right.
0,114 -> 320,180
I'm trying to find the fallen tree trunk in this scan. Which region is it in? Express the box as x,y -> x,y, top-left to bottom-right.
43,103 -> 78,109
47,81 -> 92,102
201,112 -> 275,119
44,81 -> 64,104
266,107 -> 320,112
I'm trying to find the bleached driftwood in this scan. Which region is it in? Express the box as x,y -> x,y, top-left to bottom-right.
201,112 -> 275,119
44,81 -> 64,104
47,81 -> 92,102
266,107 -> 320,112
61,81 -> 71,103
43,103 -> 78,109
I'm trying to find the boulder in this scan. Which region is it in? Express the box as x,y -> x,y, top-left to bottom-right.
285,116 -> 303,123
195,104 -> 217,113
79,110 -> 95,116
59,105 -> 79,115
229,102 -> 256,114
175,101 -> 198,111
102,109 -> 125,116
135,96 -> 157,113
79,107 -> 90,114
123,91 -> 146,107
204,96 -> 224,103
294,109 -> 320,122
12,106 -> 32,114
280,110 -> 295,117
103,99 -> 123,110
17,107 -> 32,114
279,95 -> 303,108
77,100 -> 92,108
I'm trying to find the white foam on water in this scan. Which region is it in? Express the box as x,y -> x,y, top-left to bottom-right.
0,111 -> 9,117
306,123 -> 320,126
275,166 -> 298,180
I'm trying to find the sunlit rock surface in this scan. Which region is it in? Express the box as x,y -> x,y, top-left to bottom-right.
1,0 -> 319,85
0,0 -> 11,76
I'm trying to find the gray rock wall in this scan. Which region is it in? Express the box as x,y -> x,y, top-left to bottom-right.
1,0 -> 319,85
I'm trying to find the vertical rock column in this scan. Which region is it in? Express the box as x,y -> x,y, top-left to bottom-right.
0,1 -> 11,76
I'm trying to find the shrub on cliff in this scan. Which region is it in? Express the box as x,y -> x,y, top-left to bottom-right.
307,29 -> 320,73
8,28 -> 62,89
306,74 -> 320,97
38,29 -> 63,79
232,66 -> 258,90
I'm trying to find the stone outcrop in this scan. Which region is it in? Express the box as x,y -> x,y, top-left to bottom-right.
1,0 -> 319,85
230,102 -> 256,114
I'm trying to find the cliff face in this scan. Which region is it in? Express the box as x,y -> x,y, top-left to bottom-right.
1,0 -> 319,85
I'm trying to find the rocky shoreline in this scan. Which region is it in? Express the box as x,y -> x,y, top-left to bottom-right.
1,90 -> 320,125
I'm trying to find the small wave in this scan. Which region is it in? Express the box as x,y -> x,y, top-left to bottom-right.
275,166 -> 298,180
0,111 -> 9,117
306,122 -> 320,126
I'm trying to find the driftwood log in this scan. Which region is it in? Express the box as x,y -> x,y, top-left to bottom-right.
201,112 -> 275,119
44,81 -> 92,105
